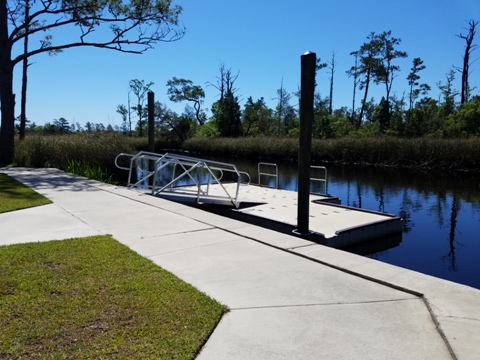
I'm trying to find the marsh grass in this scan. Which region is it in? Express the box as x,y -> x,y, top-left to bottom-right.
13,134 -> 480,174
184,136 -> 480,171
0,235 -> 227,359
0,173 -> 52,213
13,133 -> 148,183
14,133 -> 142,169
184,136 -> 299,161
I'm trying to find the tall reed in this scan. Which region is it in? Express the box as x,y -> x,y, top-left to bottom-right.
184,136 -> 480,171
14,134 -> 480,176
14,133 -> 139,168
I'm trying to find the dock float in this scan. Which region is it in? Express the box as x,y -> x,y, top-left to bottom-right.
161,183 -> 403,249
115,151 -> 404,249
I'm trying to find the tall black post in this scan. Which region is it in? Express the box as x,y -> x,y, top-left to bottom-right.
296,51 -> 316,235
147,91 -> 155,153
147,91 -> 155,186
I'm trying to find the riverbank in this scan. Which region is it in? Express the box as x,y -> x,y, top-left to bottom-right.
13,134 -> 480,174
184,136 -> 480,172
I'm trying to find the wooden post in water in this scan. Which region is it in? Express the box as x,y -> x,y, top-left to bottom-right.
148,91 -> 155,153
296,51 -> 316,235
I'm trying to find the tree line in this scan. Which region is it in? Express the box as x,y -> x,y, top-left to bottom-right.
82,24 -> 480,140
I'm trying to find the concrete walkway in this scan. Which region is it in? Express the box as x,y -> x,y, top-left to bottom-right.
1,167 -> 479,360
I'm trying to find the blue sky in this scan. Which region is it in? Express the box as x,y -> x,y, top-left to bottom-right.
13,0 -> 480,128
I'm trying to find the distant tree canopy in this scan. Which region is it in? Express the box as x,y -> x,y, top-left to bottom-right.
166,77 -> 206,125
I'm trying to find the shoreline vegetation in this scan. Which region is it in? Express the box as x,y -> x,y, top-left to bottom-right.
183,136 -> 480,172
12,134 -> 480,179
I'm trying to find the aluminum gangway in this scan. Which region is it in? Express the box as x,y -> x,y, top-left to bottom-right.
115,151 -> 250,208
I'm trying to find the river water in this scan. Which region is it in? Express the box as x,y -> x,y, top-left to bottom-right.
223,158 -> 480,290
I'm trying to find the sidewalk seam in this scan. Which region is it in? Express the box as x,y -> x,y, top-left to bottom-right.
423,297 -> 458,360
228,297 -> 420,311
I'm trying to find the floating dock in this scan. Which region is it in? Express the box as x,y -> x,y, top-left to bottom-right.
157,183 -> 403,249
115,151 -> 403,249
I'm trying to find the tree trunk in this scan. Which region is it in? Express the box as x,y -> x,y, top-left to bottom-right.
458,20 -> 478,104
358,70 -> 371,127
351,53 -> 358,126
0,0 -> 16,165
0,65 -> 15,166
20,59 -> 28,140
20,0 -> 29,140
328,53 -> 335,116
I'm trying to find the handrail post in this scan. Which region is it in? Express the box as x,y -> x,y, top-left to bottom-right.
295,51 -> 316,236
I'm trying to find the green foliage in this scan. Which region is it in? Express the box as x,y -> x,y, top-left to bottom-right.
195,120 -> 220,138
166,77 -> 206,125
0,236 -> 227,359
242,97 -> 275,136
445,96 -> 480,136
211,91 -> 242,137
0,174 -> 52,213
274,85 -> 298,136
355,121 -> 382,137
64,160 -> 116,184
130,79 -> 154,137
331,116 -> 355,137
154,101 -> 197,141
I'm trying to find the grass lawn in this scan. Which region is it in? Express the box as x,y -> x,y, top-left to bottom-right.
0,235 -> 227,359
0,173 -> 52,213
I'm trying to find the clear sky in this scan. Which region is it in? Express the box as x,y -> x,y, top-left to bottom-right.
12,0 -> 480,128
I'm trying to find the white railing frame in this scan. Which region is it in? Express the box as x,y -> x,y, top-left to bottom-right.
258,162 -> 279,189
310,165 -> 328,194
115,151 -> 250,208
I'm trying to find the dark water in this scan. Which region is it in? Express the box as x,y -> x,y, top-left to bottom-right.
224,158 -> 480,290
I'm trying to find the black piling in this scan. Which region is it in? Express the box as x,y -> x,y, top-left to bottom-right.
147,91 -> 155,185
295,51 -> 316,235
147,91 -> 155,153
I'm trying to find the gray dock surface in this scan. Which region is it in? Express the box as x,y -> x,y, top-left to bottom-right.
2,167 -> 479,360
160,183 -> 403,246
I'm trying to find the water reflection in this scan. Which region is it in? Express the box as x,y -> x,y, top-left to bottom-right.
210,156 -> 480,290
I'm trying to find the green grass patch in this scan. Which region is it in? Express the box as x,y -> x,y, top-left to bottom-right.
0,235 -> 227,359
0,173 -> 52,213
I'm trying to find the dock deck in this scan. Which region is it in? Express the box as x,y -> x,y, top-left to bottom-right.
157,183 -> 403,248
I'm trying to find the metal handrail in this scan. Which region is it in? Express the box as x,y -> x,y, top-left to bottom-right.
115,151 -> 166,190
258,162 -> 278,189
115,151 -> 249,208
310,165 -> 327,194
